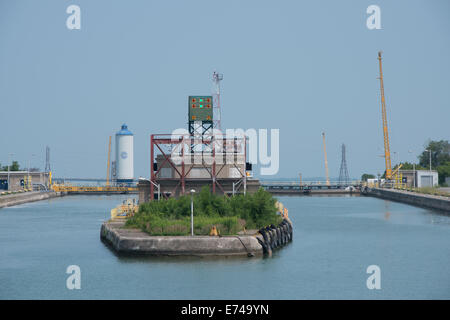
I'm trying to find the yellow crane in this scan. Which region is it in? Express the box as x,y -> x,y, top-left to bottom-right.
322,132 -> 330,186
377,51 -> 393,180
106,136 -> 111,187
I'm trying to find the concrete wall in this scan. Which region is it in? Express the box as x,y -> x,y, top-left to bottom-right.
155,154 -> 246,179
0,191 -> 59,208
362,187 -> 450,213
100,218 -> 293,256
0,171 -> 50,191
101,221 -> 264,256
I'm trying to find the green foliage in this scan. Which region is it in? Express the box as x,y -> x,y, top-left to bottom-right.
417,140 -> 450,185
361,173 -> 375,181
1,161 -> 20,171
437,162 -> 450,185
126,187 -> 282,236
393,162 -> 426,171
419,140 -> 450,169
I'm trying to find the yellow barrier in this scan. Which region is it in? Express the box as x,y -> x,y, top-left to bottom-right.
110,199 -> 138,220
52,184 -> 136,193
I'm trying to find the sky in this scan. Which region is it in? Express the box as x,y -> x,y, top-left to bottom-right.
0,0 -> 449,180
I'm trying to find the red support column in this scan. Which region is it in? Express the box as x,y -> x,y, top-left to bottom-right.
212,137 -> 216,194
150,134 -> 155,201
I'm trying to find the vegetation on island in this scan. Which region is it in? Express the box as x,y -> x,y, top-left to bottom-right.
125,187 -> 282,236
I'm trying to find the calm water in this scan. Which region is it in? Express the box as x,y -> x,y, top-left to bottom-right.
0,195 -> 449,299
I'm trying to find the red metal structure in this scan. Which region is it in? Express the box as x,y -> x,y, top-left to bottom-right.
150,133 -> 247,201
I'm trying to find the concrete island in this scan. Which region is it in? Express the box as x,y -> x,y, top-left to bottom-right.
100,217 -> 293,256
100,188 -> 294,257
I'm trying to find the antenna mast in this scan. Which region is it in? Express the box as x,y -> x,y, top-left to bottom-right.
322,132 -> 330,186
212,71 -> 223,130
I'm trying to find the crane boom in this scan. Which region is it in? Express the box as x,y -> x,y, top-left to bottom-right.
106,136 -> 111,187
378,51 -> 392,180
322,132 -> 330,186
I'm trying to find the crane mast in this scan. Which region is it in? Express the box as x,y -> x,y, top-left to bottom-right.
378,51 -> 392,180
322,132 -> 330,186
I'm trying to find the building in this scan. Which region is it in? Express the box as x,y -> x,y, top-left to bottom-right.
0,171 -> 50,191
399,170 -> 439,188
138,134 -> 261,203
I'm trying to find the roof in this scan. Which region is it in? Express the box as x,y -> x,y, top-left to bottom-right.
116,124 -> 133,136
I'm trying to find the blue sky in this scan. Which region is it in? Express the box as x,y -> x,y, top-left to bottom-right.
1,0 -> 449,180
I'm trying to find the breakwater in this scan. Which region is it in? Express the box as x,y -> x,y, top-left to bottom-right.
0,191 -> 60,208
101,218 -> 293,256
362,187 -> 450,213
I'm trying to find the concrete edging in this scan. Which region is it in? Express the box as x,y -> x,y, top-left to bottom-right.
362,187 -> 450,213
100,218 -> 293,256
0,191 -> 60,208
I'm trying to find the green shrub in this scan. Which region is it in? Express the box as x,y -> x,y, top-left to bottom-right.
126,187 -> 282,235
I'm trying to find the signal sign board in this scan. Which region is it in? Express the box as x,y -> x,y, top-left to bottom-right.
188,96 -> 213,122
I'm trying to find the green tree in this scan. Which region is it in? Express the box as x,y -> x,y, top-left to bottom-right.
419,140 -> 450,169
437,162 -> 450,185
1,161 -> 20,171
361,173 -> 375,181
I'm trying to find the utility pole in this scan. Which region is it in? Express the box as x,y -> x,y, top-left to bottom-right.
322,132 -> 330,186
7,153 -> 14,191
190,189 -> 196,236
212,71 -> 223,131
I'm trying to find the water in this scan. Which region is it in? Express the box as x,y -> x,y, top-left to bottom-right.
0,195 -> 449,299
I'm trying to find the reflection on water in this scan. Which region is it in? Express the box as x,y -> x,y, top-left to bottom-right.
0,194 -> 449,299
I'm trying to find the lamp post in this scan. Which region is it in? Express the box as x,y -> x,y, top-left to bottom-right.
190,189 -> 196,236
28,154 -> 36,191
408,150 -> 416,188
425,149 -> 432,171
7,153 -> 14,191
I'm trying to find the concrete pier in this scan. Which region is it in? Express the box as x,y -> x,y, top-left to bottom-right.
100,218 -> 293,256
0,191 -> 60,208
101,221 -> 263,256
362,187 -> 450,213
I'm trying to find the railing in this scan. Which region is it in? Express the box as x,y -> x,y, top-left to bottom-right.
52,184 -> 137,193
261,180 -> 361,186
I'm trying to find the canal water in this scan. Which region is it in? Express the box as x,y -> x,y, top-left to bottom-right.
0,195 -> 449,299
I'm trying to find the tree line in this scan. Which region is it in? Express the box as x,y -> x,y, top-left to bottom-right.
361,139 -> 450,186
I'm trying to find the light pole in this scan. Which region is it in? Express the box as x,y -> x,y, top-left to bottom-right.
7,153 -> 14,191
28,154 -> 36,191
408,150 -> 416,188
425,149 -> 432,171
190,189 -> 196,236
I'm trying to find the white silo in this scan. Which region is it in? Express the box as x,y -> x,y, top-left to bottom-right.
115,124 -> 134,184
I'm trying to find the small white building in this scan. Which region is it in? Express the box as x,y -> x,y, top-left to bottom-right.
415,170 -> 438,187
399,170 -> 439,187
